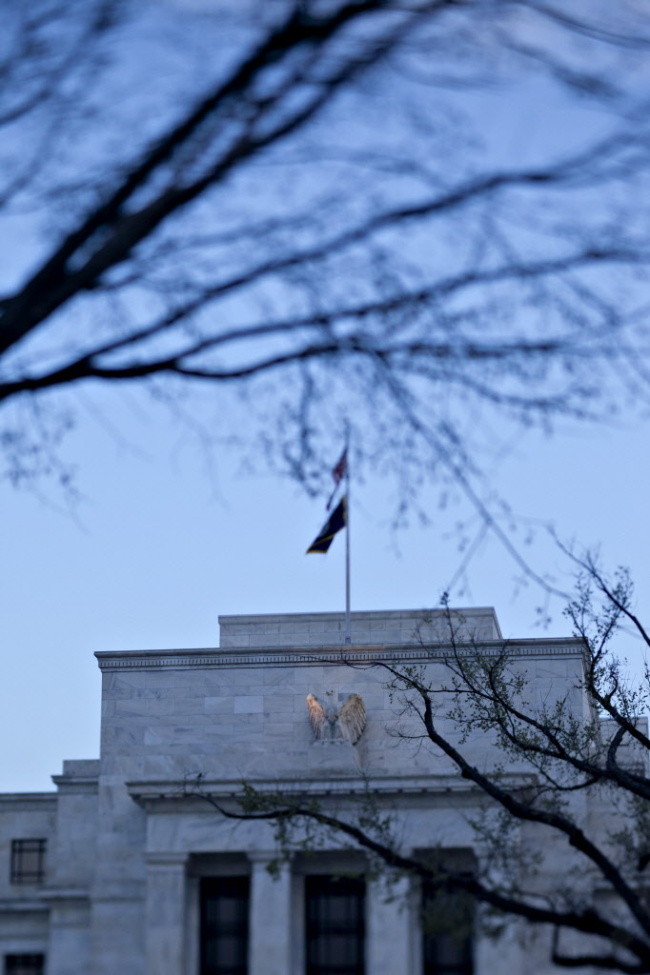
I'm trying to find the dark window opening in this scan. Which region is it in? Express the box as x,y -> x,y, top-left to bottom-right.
422,879 -> 473,975
4,955 -> 45,975
306,874 -> 365,975
200,876 -> 249,975
10,840 -> 46,885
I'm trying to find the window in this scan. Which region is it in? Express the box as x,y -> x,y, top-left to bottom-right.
421,880 -> 473,975
200,876 -> 249,975
4,956 -> 45,975
10,840 -> 46,885
305,875 -> 365,975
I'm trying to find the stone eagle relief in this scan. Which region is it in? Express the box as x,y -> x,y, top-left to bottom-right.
306,693 -> 366,745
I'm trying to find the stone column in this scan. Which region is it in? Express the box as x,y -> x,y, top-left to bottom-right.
144,853 -> 187,975
47,898 -> 91,975
89,888 -> 145,975
366,875 -> 412,975
248,852 -> 292,975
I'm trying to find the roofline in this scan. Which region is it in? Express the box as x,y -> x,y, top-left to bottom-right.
95,636 -> 586,671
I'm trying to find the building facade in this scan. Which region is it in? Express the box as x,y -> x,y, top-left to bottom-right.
0,608 -> 605,975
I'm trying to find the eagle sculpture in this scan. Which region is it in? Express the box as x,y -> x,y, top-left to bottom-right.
306,693 -> 366,745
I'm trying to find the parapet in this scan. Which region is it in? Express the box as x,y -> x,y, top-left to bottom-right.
218,608 -> 502,649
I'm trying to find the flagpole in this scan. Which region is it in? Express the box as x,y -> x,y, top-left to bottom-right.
344,424 -> 351,645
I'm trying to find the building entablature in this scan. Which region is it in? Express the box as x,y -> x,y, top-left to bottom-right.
126,773 -> 536,816
95,637 -> 587,672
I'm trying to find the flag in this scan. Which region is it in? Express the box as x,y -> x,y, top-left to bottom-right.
326,448 -> 348,510
306,496 -> 347,554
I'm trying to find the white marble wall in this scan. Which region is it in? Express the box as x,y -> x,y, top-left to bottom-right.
218,607 -> 504,648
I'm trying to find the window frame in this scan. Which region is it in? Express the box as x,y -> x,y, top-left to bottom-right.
4,954 -> 46,975
199,874 -> 250,975
304,873 -> 366,975
10,840 -> 47,886
420,876 -> 474,975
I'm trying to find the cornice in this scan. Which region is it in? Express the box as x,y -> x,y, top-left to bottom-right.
51,776 -> 98,794
0,897 -> 49,912
96,638 -> 585,672
126,772 -> 533,809
40,888 -> 90,906
0,793 -> 56,808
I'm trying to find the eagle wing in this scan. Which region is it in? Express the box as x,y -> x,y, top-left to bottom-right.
338,693 -> 366,745
306,694 -> 326,739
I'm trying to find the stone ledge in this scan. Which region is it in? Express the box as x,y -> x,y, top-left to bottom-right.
51,776 -> 99,795
126,771 -> 532,806
0,898 -> 50,912
39,889 -> 90,905
96,638 -> 586,671
0,793 -> 56,808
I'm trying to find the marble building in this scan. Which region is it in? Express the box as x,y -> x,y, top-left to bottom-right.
0,608 -> 600,975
